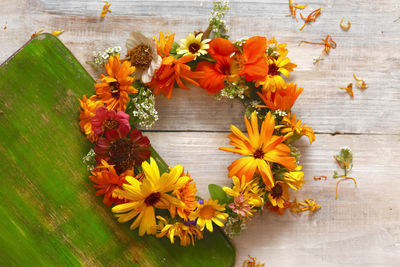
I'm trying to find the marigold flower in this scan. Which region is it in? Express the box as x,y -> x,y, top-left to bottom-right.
112,158 -> 189,236
94,129 -> 151,174
223,175 -> 264,207
90,106 -> 131,141
195,38 -> 237,94
238,36 -> 268,82
148,32 -> 203,98
156,216 -> 203,246
90,160 -> 132,206
189,198 -> 228,232
283,166 -> 305,191
79,95 -> 104,142
220,111 -> 297,189
94,54 -> 137,111
169,175 -> 197,221
177,33 -> 211,59
279,112 -> 315,144
257,83 -> 303,111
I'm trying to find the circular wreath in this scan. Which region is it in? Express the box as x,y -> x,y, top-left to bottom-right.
78,2 -> 318,247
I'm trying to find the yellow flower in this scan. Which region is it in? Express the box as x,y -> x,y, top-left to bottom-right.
112,157 -> 189,236
279,112 -> 315,144
78,95 -> 103,142
156,216 -> 203,246
189,199 -> 228,232
177,33 -> 211,59
267,181 -> 290,208
222,175 -> 264,207
283,166 -> 305,191
220,111 -> 297,190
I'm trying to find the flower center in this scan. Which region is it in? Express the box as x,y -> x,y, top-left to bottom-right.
110,82 -> 120,98
109,139 -> 136,174
270,184 -> 283,198
145,192 -> 161,206
103,119 -> 119,131
268,63 -> 280,76
199,205 -> 215,219
127,44 -> 153,69
188,42 -> 201,54
253,149 -> 264,159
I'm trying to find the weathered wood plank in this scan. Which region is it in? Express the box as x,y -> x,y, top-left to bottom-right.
144,132 -> 400,266
1,0 -> 400,134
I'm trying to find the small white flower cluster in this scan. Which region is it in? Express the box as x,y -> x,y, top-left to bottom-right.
244,100 -> 263,119
289,144 -> 301,165
82,148 -> 97,171
216,81 -> 246,100
92,46 -> 122,66
272,109 -> 287,118
223,215 -> 247,238
209,1 -> 230,38
340,146 -> 352,153
131,86 -> 159,128
234,37 -> 249,48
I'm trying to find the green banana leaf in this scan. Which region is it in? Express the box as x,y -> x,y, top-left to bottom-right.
0,33 -> 235,267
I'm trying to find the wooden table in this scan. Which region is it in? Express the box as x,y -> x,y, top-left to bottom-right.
1,0 -> 399,266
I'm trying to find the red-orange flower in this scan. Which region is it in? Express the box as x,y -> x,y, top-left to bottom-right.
147,32 -> 203,98
257,83 -> 303,111
94,54 -> 137,111
238,36 -> 268,81
196,38 -> 236,94
90,160 -> 133,206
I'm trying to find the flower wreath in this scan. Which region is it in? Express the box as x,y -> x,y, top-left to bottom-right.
79,1 -> 318,247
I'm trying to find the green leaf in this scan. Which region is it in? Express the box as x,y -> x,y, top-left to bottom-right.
208,184 -> 229,204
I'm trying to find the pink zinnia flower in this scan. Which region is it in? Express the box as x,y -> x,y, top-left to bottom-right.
228,194 -> 252,217
91,106 -> 131,141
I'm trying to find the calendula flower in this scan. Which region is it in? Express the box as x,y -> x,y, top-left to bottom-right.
196,38 -> 237,94
267,181 -> 290,208
283,166 -> 305,191
169,176 -> 197,221
228,194 -> 253,218
177,33 -> 211,59
94,54 -> 137,111
156,216 -> 203,246
189,198 -> 228,232
147,32 -> 203,98
126,32 -> 162,83
94,129 -> 151,174
279,112 -> 315,144
238,36 -> 268,81
112,158 -> 190,236
90,106 -> 131,141
79,95 -> 104,142
89,160 -> 133,206
220,111 -> 297,189
223,175 -> 264,207
257,83 -> 303,111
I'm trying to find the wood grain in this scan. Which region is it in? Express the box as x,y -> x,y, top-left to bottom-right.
1,0 -> 399,266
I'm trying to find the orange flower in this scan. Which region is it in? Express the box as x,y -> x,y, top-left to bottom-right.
279,112 -> 315,144
79,94 -> 103,142
90,160 -> 133,206
220,111 -> 296,189
196,38 -> 236,94
170,176 -> 197,221
148,32 -> 203,98
238,36 -> 268,81
94,54 -> 137,111
257,83 -> 303,111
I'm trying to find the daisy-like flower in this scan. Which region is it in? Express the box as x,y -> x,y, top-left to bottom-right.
89,160 -> 133,206
112,158 -> 190,236
223,175 -> 264,207
94,129 -> 151,175
267,181 -> 290,208
228,194 -> 253,218
94,54 -> 137,111
257,83 -> 303,111
278,112 -> 315,144
220,111 -> 297,190
156,216 -> 203,246
79,95 -> 104,142
189,198 -> 228,232
169,176 -> 197,221
90,106 -> 130,141
283,166 -> 305,191
177,33 -> 211,59
126,32 -> 162,83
